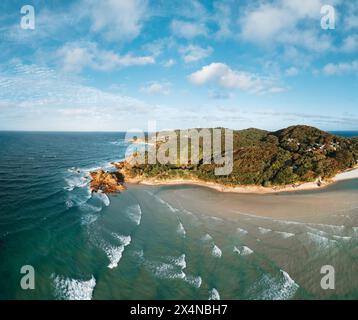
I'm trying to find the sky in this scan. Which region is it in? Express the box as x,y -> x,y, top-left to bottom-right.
0,0 -> 357,131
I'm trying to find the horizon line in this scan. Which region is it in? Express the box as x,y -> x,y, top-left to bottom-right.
1,128 -> 358,133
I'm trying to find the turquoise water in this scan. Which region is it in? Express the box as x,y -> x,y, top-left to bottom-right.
0,132 -> 357,300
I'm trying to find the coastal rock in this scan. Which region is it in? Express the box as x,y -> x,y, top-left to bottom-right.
90,170 -> 126,193
112,159 -> 134,169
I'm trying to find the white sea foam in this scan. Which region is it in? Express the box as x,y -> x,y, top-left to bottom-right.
103,235 -> 131,269
52,274 -> 96,300
353,227 -> 358,235
211,216 -> 224,222
307,223 -> 345,234
305,226 -> 328,237
306,232 -> 337,250
67,167 -> 81,174
65,200 -> 74,209
148,254 -> 187,280
79,202 -> 102,213
66,191 -> 92,207
144,190 -> 180,213
93,192 -> 110,206
234,246 -> 253,256
154,195 -> 179,212
201,233 -> 213,241
81,214 -> 98,225
163,200 -> 179,213
153,263 -> 186,280
253,270 -> 299,300
79,202 -> 102,225
109,141 -> 124,146
275,231 -> 295,239
172,254 -> 187,270
182,209 -> 194,216
332,235 -> 351,241
212,244 -> 222,258
143,190 -> 154,196
64,176 -> 88,191
234,211 -> 345,237
104,245 -> 126,269
236,227 -> 248,236
112,234 -> 132,246
286,222 -> 347,241
126,204 -> 142,225
184,275 -> 202,288
177,222 -> 186,237
209,288 -> 220,300
258,227 -> 272,234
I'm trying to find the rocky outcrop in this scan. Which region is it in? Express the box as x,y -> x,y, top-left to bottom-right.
90,170 -> 126,193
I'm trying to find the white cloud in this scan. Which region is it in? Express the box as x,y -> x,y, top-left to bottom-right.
241,5 -> 294,43
285,67 -> 299,76
344,2 -> 358,30
212,0 -> 234,39
345,14 -> 358,30
323,60 -> 358,75
340,35 -> 358,53
58,46 -> 93,73
240,0 -> 337,52
57,42 -> 155,72
81,0 -> 149,42
188,63 -> 285,95
141,81 -> 171,95
208,90 -> 232,100
171,20 -> 208,39
0,62 -> 153,130
180,45 -> 213,63
163,59 -> 176,67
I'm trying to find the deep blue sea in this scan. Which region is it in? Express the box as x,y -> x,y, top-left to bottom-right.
329,131 -> 358,138
0,131 -> 357,300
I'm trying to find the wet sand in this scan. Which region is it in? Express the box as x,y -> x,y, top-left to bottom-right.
124,177 -> 358,299
128,177 -> 358,222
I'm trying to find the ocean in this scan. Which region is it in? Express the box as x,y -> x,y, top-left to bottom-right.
0,131 -> 357,300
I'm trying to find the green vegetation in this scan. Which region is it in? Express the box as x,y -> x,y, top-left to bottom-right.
127,125 -> 358,186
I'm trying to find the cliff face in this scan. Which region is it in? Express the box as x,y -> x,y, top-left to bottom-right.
90,170 -> 126,193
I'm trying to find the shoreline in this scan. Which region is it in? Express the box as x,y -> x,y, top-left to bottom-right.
123,166 -> 358,194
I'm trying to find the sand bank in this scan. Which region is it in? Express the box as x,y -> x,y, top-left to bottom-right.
124,167 -> 358,194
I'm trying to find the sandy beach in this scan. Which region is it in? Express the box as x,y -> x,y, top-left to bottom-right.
123,166 -> 358,194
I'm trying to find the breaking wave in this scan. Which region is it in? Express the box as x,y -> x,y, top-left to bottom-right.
353,227 -> 358,236
177,221 -> 186,237
252,270 -> 299,300
332,235 -> 351,241
201,233 -> 213,241
126,204 -> 142,225
275,231 -> 295,239
306,232 -> 337,250
184,275 -> 202,288
209,288 -> 220,300
236,227 -> 248,236
212,244 -> 222,258
103,234 -> 132,269
51,274 -> 96,300
149,255 -> 186,280
64,176 -> 88,191
150,194 -> 179,213
234,246 -> 253,256
258,227 -> 271,234
93,192 -> 110,207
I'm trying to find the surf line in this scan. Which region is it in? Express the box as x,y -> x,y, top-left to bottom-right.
130,304 -> 164,318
